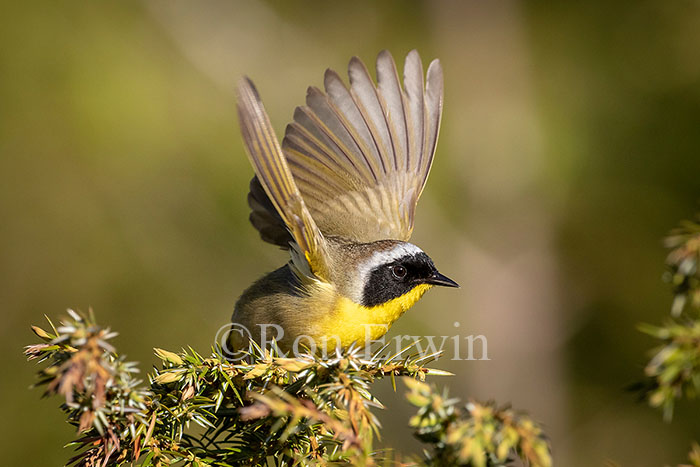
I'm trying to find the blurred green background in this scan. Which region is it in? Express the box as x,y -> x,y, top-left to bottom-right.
2,1 -> 700,465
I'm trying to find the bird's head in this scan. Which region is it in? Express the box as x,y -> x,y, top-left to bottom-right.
338,241 -> 458,309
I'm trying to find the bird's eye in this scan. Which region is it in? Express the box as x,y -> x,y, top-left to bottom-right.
391,265 -> 407,280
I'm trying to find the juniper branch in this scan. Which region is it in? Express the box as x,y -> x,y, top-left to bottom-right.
25,310 -> 551,466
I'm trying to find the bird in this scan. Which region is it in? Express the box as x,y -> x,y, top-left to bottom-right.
230,50 -> 457,353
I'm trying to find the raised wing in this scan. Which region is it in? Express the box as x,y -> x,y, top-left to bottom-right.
236,78 -> 330,281
282,49 -> 443,242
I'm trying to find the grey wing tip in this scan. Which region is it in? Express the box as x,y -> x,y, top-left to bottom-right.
292,105 -> 306,122
240,75 -> 254,87
377,49 -> 392,60
406,49 -> 420,60
427,59 -> 444,90
348,55 -> 367,74
281,122 -> 295,144
403,50 -> 424,80
323,68 -> 346,91
428,58 -> 443,74
237,76 -> 261,101
376,49 -> 398,70
323,67 -> 339,82
307,85 -> 323,96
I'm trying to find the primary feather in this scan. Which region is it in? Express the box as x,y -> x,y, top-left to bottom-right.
246,50 -> 443,251
236,78 -> 330,280
282,49 -> 444,243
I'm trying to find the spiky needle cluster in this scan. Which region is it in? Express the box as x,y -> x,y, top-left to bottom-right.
25,310 -> 551,466
635,214 -> 700,467
637,216 -> 700,421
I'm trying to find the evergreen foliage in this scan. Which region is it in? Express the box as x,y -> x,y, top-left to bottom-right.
636,215 -> 700,466
25,310 -> 551,466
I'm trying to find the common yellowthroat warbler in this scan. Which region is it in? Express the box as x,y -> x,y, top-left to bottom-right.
230,50 -> 457,352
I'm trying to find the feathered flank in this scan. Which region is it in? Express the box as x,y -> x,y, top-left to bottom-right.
236,78 -> 330,280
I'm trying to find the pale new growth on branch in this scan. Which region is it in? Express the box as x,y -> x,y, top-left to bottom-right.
635,214 -> 700,467
25,310 -> 551,466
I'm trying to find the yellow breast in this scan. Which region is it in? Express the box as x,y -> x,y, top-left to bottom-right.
316,283 -> 433,348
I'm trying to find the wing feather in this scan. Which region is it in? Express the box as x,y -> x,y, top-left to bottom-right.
280,50 -> 444,242
243,50 -> 443,248
322,70 -> 384,180
403,50 -> 426,176
294,100 -> 376,181
348,57 -> 395,173
376,50 -> 408,173
247,176 -> 291,248
237,78 -> 330,280
422,59 -> 444,194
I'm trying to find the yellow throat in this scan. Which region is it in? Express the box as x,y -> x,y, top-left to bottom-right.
318,283 -> 433,348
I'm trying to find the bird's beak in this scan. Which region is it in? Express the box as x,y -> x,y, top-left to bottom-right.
424,271 -> 460,288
